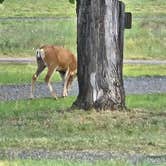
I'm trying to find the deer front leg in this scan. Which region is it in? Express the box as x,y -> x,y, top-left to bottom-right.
66,75 -> 74,94
45,66 -> 57,99
30,74 -> 37,98
30,63 -> 46,98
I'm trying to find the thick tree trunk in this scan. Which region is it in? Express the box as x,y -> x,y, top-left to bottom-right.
73,0 -> 126,111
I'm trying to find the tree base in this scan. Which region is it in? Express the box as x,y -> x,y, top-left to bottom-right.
72,98 -> 93,111
94,95 -> 125,111
72,95 -> 126,111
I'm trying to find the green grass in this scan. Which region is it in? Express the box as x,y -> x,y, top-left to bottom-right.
127,94 -> 166,111
0,94 -> 165,154
123,64 -> 166,77
0,0 -> 165,18
0,1 -> 165,60
0,19 -> 77,57
0,64 -> 61,85
0,160 -> 164,166
0,63 -> 166,85
123,0 -> 166,17
0,0 -> 76,18
0,17 -> 165,59
124,17 -> 166,60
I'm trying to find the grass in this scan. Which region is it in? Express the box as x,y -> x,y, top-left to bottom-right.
0,94 -> 165,154
124,17 -> 166,60
0,1 -> 165,60
0,19 -> 77,57
123,64 -> 166,77
123,0 -> 166,17
0,64 -> 62,85
0,0 -> 165,18
0,0 -> 76,18
126,93 -> 166,111
0,160 -> 162,166
0,63 -> 166,85
0,17 -> 165,59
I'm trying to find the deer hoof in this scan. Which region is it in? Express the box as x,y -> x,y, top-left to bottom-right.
62,92 -> 68,97
30,94 -> 34,99
62,94 -> 68,98
51,92 -> 58,99
53,96 -> 58,100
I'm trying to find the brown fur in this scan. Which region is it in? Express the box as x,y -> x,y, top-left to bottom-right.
30,45 -> 77,99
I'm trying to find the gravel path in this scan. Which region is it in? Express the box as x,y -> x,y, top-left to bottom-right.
0,149 -> 165,165
0,76 -> 166,101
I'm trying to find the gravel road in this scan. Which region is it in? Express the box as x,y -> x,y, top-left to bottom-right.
0,149 -> 166,165
0,76 -> 166,101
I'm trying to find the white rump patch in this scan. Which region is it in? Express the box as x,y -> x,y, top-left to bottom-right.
36,48 -> 47,65
40,49 -> 45,60
36,48 -> 45,60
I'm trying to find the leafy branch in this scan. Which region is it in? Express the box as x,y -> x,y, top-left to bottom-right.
69,0 -> 75,4
0,0 -> 5,3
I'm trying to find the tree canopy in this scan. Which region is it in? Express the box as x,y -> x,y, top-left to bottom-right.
0,0 -> 5,3
69,0 -> 75,4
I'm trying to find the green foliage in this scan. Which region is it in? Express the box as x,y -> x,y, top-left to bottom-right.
69,0 -> 75,4
0,0 -> 5,3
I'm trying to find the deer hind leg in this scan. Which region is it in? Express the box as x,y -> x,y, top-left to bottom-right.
62,68 -> 70,97
66,75 -> 74,94
45,65 -> 57,99
30,60 -> 46,98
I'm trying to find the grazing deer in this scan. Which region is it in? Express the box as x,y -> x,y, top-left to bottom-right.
30,45 -> 77,99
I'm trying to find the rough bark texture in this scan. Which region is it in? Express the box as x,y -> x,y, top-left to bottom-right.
73,0 -> 126,110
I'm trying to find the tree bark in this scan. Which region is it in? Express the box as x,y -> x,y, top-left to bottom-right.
73,0 -> 126,111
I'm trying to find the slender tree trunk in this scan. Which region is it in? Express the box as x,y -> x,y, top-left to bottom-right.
73,0 -> 126,111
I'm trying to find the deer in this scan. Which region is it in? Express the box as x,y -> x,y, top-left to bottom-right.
30,45 -> 77,99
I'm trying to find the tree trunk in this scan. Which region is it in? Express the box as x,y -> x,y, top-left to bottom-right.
73,0 -> 126,111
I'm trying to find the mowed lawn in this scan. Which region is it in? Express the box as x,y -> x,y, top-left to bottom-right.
0,1 -> 165,165
0,0 -> 76,18
0,64 -> 61,85
0,63 -> 166,85
0,0 -> 165,17
0,94 -> 165,154
0,0 -> 165,59
123,0 -> 166,16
